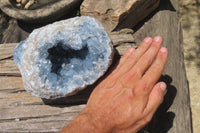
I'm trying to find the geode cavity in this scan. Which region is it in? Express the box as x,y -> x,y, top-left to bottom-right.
13,16 -> 113,99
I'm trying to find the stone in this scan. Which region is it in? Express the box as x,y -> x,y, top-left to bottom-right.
80,0 -> 160,32
13,16 -> 114,99
110,28 -> 136,55
0,0 -> 83,23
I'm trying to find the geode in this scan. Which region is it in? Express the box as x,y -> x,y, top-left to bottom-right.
13,16 -> 113,99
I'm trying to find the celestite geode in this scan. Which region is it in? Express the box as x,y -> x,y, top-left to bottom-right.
13,16 -> 113,99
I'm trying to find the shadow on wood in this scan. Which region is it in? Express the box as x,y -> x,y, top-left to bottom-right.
113,0 -> 176,32
150,75 -> 177,133
133,0 -> 176,33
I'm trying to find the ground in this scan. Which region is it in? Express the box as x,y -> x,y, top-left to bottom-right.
179,0 -> 200,132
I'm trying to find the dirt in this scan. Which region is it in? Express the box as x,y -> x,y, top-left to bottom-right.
179,0 -> 200,132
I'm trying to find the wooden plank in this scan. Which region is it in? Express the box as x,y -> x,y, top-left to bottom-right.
0,59 -> 21,76
133,0 -> 192,132
0,77 -> 23,91
0,43 -> 17,60
0,75 -> 86,132
0,43 -> 20,76
0,103 -> 85,132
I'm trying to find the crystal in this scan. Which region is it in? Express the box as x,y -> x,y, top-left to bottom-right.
13,16 -> 113,99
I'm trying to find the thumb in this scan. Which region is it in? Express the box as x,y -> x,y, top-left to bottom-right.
144,82 -> 167,116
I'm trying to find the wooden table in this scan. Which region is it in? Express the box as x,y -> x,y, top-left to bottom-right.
0,0 -> 192,132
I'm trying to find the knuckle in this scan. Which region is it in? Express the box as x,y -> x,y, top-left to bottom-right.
119,76 -> 129,88
152,42 -> 161,49
150,65 -> 162,76
127,55 -> 136,61
134,81 -> 148,95
140,41 -> 150,49
143,74 -> 152,83
152,64 -> 162,71
141,77 -> 151,90
131,68 -> 141,78
119,68 -> 140,86
143,54 -> 153,65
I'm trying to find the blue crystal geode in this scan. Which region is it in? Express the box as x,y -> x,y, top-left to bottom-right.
13,16 -> 113,99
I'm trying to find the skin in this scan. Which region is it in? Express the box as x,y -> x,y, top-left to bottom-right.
60,36 -> 168,133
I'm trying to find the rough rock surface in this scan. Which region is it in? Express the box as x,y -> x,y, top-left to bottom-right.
80,0 -> 160,32
13,16 -> 113,99
0,0 -> 83,23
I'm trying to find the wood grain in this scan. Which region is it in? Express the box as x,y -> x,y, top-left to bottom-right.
0,43 -> 17,60
81,0 -> 160,32
133,0 -> 192,132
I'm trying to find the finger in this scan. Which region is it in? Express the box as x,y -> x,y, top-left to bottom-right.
98,47 -> 136,88
141,47 -> 168,92
102,47 -> 135,80
114,47 -> 135,71
143,82 -> 167,115
132,36 -> 162,76
115,37 -> 153,87
116,37 -> 153,76
118,37 -> 164,88
133,82 -> 166,129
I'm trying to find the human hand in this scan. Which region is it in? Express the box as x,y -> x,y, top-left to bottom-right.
61,36 -> 168,133
81,36 -> 168,133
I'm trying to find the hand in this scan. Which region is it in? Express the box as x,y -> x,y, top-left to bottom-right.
61,36 -> 168,133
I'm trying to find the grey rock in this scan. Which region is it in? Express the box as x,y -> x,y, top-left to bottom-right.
110,29 -> 136,55
110,28 -> 135,46
13,16 -> 114,99
0,0 -> 83,23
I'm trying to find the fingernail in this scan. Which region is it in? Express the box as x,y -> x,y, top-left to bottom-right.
160,83 -> 167,92
129,47 -> 135,53
154,36 -> 162,43
160,47 -> 167,53
144,37 -> 152,44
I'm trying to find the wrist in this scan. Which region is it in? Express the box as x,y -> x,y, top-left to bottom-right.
79,110 -> 112,133
61,110 -> 111,133
79,112 -> 109,133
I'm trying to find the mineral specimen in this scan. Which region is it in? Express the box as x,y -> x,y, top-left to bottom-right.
13,16 -> 113,99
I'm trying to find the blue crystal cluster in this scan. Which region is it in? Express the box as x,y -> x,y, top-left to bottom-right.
13,16 -> 113,99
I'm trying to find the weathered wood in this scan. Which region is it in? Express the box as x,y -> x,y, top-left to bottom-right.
0,0 -> 192,132
0,43 -> 17,59
0,43 -> 20,76
133,0 -> 192,132
81,0 -> 160,32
